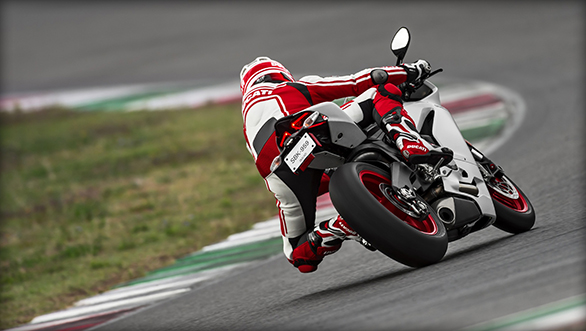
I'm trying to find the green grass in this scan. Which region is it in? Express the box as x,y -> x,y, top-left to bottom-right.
0,105 -> 277,329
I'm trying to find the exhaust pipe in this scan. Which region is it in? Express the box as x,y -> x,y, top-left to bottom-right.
438,207 -> 455,224
433,197 -> 456,227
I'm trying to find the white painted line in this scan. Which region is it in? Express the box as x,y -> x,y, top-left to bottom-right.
5,308 -> 136,331
31,288 -> 190,324
226,226 -> 281,241
471,83 -> 526,156
463,295 -> 586,331
502,305 -> 586,330
452,103 -> 506,128
124,82 -> 240,111
226,207 -> 336,242
0,85 -> 151,112
252,218 -> 280,229
97,273 -> 199,296
126,261 -> 255,286
74,277 -> 207,307
0,81 -> 240,112
438,81 -> 498,103
202,206 -> 339,252
97,269 -> 210,296
201,231 -> 282,252
72,262 -> 254,312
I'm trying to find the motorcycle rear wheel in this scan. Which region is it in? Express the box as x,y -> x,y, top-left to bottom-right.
488,175 -> 535,234
329,162 -> 448,268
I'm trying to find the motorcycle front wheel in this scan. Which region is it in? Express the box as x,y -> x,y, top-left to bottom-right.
329,162 -> 447,268
488,175 -> 535,234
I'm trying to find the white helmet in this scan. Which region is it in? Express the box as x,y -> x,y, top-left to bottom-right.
240,56 -> 294,93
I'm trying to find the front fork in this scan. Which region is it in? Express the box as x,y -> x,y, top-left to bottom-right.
465,141 -> 504,181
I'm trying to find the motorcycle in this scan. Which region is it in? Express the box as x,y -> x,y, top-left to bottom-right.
272,27 -> 535,267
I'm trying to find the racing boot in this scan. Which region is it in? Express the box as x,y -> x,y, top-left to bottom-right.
373,83 -> 453,166
381,107 -> 453,166
314,215 -> 374,250
290,216 -> 373,273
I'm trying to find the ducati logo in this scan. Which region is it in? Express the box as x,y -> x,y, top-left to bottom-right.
244,89 -> 273,104
405,144 -> 428,152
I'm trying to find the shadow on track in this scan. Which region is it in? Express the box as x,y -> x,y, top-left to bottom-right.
284,234 -> 520,307
284,268 -> 414,308
440,233 -> 519,263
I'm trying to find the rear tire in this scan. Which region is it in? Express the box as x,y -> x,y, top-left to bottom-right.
488,175 -> 535,234
329,162 -> 447,268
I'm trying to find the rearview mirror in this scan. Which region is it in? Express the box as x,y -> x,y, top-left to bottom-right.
391,27 -> 410,65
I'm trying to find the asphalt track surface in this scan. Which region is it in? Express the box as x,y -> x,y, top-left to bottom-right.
3,1 -> 585,330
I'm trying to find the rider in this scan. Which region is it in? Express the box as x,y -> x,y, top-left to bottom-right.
240,56 -> 449,273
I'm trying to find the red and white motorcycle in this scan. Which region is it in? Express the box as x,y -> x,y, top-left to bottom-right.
274,27 -> 535,267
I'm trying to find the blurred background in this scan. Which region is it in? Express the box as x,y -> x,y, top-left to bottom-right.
4,1 -> 578,93
1,1 -> 584,330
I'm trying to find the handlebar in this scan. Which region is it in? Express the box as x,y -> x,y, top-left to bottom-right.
401,68 -> 443,101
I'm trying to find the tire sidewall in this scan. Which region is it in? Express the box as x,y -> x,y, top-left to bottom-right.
491,176 -> 536,234
330,162 -> 448,267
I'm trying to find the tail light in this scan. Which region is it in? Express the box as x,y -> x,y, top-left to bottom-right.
290,112 -> 312,130
278,111 -> 325,148
279,131 -> 292,148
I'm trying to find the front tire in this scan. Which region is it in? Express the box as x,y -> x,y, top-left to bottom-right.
329,162 -> 447,268
488,175 -> 535,234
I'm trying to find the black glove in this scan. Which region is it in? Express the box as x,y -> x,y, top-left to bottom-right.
400,59 -> 431,84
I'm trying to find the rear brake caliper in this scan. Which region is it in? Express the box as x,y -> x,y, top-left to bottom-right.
381,184 -> 428,220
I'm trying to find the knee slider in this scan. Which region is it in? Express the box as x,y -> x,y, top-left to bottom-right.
370,69 -> 388,85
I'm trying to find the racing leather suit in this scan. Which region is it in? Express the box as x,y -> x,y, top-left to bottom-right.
241,66 -> 410,262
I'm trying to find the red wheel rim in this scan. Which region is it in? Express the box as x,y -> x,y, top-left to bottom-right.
359,170 -> 438,235
488,177 -> 529,213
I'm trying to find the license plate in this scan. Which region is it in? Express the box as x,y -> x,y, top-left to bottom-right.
284,133 -> 316,172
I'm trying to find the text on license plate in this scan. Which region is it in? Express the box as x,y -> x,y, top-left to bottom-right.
284,133 -> 316,172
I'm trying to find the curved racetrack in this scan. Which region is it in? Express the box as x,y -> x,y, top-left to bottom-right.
4,2 -> 584,330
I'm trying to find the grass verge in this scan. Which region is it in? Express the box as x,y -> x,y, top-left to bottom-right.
0,104 -> 277,329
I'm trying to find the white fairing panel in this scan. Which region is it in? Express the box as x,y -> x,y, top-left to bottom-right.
404,82 -> 496,219
304,102 -> 367,148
